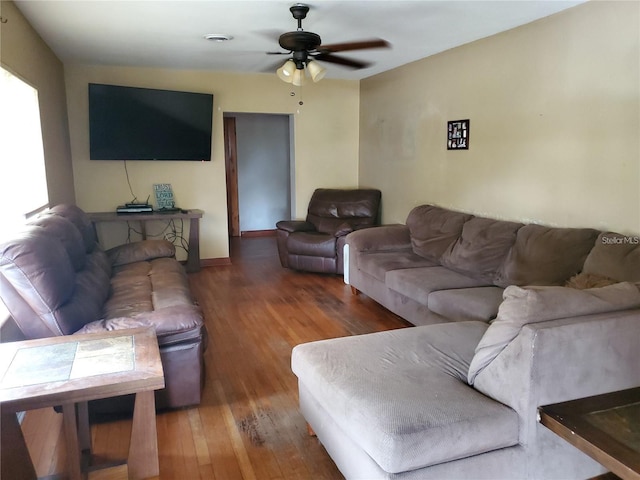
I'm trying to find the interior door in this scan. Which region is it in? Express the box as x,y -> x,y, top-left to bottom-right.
224,113 -> 291,236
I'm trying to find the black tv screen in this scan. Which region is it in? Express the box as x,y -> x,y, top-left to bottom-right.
89,83 -> 213,161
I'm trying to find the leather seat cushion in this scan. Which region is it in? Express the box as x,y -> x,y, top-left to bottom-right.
287,232 -> 336,257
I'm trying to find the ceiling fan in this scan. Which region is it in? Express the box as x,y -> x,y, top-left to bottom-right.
269,3 -> 390,85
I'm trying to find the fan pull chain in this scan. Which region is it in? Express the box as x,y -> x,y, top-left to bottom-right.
297,86 -> 304,113
291,88 -> 304,114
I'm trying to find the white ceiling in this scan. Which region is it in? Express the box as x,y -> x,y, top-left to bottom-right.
14,0 -> 585,80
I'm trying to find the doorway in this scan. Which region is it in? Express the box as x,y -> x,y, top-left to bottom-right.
224,113 -> 293,237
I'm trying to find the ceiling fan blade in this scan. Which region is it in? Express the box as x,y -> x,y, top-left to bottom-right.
316,38 -> 390,53
266,51 -> 291,55
314,53 -> 371,70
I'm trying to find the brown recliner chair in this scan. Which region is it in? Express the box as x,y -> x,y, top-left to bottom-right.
276,188 -> 381,274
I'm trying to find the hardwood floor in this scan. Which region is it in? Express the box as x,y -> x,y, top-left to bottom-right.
21,236 -> 410,479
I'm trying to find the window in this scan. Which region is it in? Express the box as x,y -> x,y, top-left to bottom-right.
0,66 -> 49,242
0,66 -> 49,324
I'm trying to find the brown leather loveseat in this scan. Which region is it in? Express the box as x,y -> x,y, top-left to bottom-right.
276,188 -> 381,274
0,204 -> 206,415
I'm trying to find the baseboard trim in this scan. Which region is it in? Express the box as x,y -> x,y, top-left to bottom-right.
200,257 -> 232,267
241,229 -> 276,238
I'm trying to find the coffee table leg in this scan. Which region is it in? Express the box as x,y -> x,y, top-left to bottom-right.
127,390 -> 159,479
1,411 -> 37,480
77,401 -> 92,453
62,403 -> 84,480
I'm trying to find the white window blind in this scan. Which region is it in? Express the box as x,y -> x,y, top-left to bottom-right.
0,66 -> 49,242
0,66 -> 49,325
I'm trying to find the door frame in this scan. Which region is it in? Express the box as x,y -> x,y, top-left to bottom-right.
223,113 -> 295,237
223,117 -> 240,237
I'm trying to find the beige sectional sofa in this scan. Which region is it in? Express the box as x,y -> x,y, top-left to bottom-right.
292,204 -> 640,479
345,204 -> 636,326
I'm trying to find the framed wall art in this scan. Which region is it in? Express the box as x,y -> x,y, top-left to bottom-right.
447,119 -> 470,150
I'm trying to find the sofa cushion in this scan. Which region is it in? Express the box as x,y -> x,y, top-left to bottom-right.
428,286 -> 505,322
150,257 -> 197,309
107,239 -> 175,267
105,262 -> 154,318
468,282 -> 640,384
358,249 -> 438,282
385,266 -> 490,307
104,257 -> 194,318
405,205 -> 473,262
286,232 -> 336,257
48,204 -> 98,253
582,232 -> 640,282
494,224 -> 600,287
292,322 -> 519,473
441,217 -> 523,282
29,215 -> 87,271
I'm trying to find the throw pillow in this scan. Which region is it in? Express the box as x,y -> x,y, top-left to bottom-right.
493,224 -> 600,287
467,282 -> 640,384
565,272 -> 618,289
582,232 -> 640,282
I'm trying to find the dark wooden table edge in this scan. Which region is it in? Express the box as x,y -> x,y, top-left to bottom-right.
539,387 -> 640,480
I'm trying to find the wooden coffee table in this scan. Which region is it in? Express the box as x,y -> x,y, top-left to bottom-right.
0,327 -> 165,480
539,387 -> 640,480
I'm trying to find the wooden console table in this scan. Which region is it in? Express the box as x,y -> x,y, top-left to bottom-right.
0,328 -> 164,480
539,387 -> 640,480
87,209 -> 203,273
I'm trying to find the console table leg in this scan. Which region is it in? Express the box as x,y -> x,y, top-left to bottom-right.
127,390 -> 159,479
186,217 -> 201,273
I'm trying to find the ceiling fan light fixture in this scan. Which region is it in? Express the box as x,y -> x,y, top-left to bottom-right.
306,60 -> 326,82
277,60 -> 296,83
292,68 -> 306,86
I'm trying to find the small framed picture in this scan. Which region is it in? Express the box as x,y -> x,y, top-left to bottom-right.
447,119 -> 470,150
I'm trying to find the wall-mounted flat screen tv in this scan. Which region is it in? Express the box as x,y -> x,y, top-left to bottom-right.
89,83 -> 213,161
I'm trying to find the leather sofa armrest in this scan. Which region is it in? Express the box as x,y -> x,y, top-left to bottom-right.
346,224 -> 411,252
75,304 -> 204,344
107,239 -> 176,267
276,220 -> 316,234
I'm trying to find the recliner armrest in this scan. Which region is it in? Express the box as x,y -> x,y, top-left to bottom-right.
276,220 -> 316,234
107,239 -> 176,267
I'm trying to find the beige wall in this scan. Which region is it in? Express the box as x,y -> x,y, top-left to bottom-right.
0,1 -> 74,205
360,1 -> 640,235
65,65 -> 360,259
